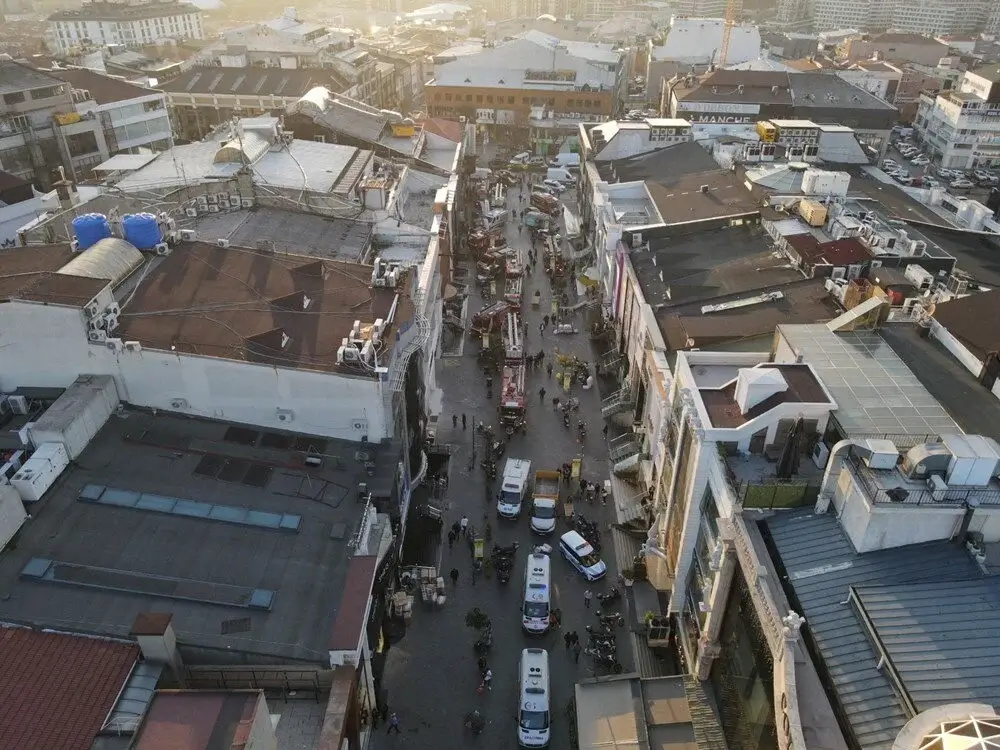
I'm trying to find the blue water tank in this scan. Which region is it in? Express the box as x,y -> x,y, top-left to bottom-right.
71,213 -> 112,250
121,213 -> 163,250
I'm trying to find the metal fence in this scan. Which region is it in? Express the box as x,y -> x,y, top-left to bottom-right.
734,479 -> 821,510
846,452 -> 1000,507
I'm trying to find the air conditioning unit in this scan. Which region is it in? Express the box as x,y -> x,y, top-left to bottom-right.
89,318 -> 104,330
106,303 -> 120,316
241,198 -> 254,208
105,313 -> 119,331
179,229 -> 196,241
70,239 -> 80,252
166,231 -> 179,245
89,329 -> 107,343
276,408 -> 295,423
170,398 -> 189,409
229,196 -> 240,208
106,338 -> 123,353
217,238 -> 230,248
205,194 -> 217,204
185,207 -> 198,217
631,232 -> 643,248
153,242 -> 169,254
123,341 -> 142,352
208,205 -> 219,213
197,196 -> 209,207
217,192 -> 229,203
352,419 -> 368,431
85,301 -> 100,318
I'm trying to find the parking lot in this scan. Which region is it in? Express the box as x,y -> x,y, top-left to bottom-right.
881,139 -> 998,201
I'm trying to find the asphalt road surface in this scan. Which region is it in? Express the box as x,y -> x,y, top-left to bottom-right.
373,163 -> 630,750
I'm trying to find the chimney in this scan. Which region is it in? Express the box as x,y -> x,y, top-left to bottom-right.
131,613 -> 187,687
51,166 -> 77,211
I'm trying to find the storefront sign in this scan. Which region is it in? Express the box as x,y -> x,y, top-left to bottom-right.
676,101 -> 760,115
688,114 -> 756,124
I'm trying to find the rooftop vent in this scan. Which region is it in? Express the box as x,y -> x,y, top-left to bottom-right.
734,367 -> 788,415
699,184 -> 709,193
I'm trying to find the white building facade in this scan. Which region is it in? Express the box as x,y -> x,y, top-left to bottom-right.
915,67 -> 1000,170
47,0 -> 204,54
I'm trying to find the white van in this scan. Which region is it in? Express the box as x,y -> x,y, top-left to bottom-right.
546,167 -> 575,184
548,152 -> 580,168
498,458 -> 532,519
517,648 -> 551,747
558,530 -> 607,581
522,553 -> 551,634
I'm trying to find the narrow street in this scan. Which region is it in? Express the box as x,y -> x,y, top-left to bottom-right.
373,159 -> 632,750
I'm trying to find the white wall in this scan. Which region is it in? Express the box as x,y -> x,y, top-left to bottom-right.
930,319 -> 1000,400
0,300 -> 389,442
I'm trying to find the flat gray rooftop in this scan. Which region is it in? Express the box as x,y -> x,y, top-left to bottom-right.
0,410 -> 383,664
777,324 -> 960,444
187,207 -> 373,262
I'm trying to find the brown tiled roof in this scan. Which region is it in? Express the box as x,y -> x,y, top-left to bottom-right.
785,234 -> 872,268
700,364 -> 831,427
421,117 -> 463,142
932,288 -> 1000,361
133,691 -> 259,750
47,67 -> 155,104
117,242 -> 411,374
0,627 -> 139,750
329,555 -> 378,649
0,244 -> 109,306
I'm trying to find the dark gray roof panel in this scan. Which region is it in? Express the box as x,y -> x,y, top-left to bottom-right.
853,580 -> 1000,711
765,510 -> 985,750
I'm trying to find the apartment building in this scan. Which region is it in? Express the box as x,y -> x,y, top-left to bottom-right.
809,0 -> 989,36
915,64 -> 1000,169
840,32 -> 950,66
47,0 -> 204,55
426,31 -> 625,144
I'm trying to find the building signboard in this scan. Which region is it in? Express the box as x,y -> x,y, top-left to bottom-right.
676,101 -> 761,115
688,114 -> 756,124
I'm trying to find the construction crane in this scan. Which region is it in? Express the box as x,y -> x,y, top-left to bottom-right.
717,0 -> 740,68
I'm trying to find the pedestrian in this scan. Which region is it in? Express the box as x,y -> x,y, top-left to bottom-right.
451,520 -> 461,537
452,414 -> 458,429
482,668 -> 493,691
462,413 -> 467,429
448,529 -> 456,549
460,514 -> 469,536
539,386 -> 546,403
472,559 -> 481,585
570,630 -> 579,646
386,712 -> 401,734
553,396 -> 560,410
580,478 -> 588,496
543,314 -> 549,327
539,322 -> 545,336
572,641 -> 582,663
546,362 -> 553,378
485,375 -> 493,390
603,424 -> 609,439
564,631 -> 573,649
450,567 -> 459,585
584,589 -> 593,608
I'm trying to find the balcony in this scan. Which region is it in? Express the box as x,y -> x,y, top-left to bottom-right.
722,448 -> 823,510
602,388 -> 636,419
845,451 -> 1000,507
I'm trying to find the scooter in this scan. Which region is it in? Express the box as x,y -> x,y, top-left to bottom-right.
597,612 -> 625,628
598,587 -> 621,606
577,421 -> 587,439
586,651 -> 625,673
490,439 -> 506,458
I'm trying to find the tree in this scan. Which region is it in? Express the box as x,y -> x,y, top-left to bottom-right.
465,607 -> 490,629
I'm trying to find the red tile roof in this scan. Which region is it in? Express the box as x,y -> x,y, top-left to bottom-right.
133,691 -> 260,750
329,555 -> 377,650
421,117 -> 463,143
0,627 -> 139,750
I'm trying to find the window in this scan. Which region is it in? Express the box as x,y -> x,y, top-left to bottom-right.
2,91 -> 25,105
476,95 -> 483,103
508,96 -> 514,104
466,94 -> 472,101
313,135 -> 326,143
445,93 -> 452,101
31,85 -> 64,100
566,98 -> 574,107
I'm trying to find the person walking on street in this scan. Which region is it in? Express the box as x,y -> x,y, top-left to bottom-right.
448,529 -> 457,549
584,589 -> 593,608
460,514 -> 469,536
539,322 -> 545,336
472,559 -> 481,585
482,668 -> 493,691
452,414 -> 458,429
543,314 -> 550,327
450,567 -> 459,586
539,386 -> 546,403
387,713 -> 401,734
462,413 -> 467,429
603,424 -> 609,440
546,362 -> 553,378
451,520 -> 461,538
571,630 -> 580,647
564,631 -> 573,649
572,641 -> 582,663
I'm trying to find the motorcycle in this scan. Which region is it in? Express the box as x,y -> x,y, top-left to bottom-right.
490,439 -> 506,458
598,587 -> 621,606
563,412 -> 571,429
493,541 -> 520,557
577,421 -> 587,438
464,710 -> 486,736
496,558 -> 512,584
597,612 -> 625,628
584,648 -> 624,673
482,460 -> 497,481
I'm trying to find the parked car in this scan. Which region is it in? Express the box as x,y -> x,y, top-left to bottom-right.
974,170 -> 999,186
893,173 -> 914,185
950,178 -> 975,191
881,159 -> 899,171
921,177 -> 941,188
542,179 -> 566,193
910,155 -> 930,166
937,168 -> 961,180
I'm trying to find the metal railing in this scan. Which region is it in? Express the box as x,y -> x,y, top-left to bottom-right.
735,479 -> 820,509
846,452 -> 1000,507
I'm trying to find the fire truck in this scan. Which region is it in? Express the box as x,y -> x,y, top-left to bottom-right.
500,312 -> 526,434
504,276 -> 523,309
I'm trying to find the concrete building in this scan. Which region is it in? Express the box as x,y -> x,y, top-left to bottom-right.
425,30 -> 626,145
808,0 -> 990,37
840,32 -> 951,67
915,64 -> 1000,169
46,0 -> 204,55
132,691 -> 279,750
645,19 -> 761,102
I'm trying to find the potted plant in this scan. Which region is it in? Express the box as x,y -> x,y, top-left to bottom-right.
620,566 -> 635,586
643,610 -> 657,627
631,556 -> 648,582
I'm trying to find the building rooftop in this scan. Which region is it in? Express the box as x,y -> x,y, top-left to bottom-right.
765,509 -> 992,750
46,67 -> 156,105
880,323 -> 1000,444
931,288 -> 1000,362
132,690 -> 262,750
49,0 -> 200,21
0,626 -> 139,750
674,69 -> 792,105
116,242 -> 407,373
160,67 -> 339,98
597,140 -> 718,182
972,62 -> 1000,83
777,324 -> 961,442
700,363 -> 831,428
185,206 -> 373,263
287,88 -> 390,147
645,171 -> 759,225
901,222 -> 1000,287
0,410 -> 389,662
788,72 -> 897,111
632,225 -> 797,308
657,278 -> 840,351
0,60 -> 65,96
0,244 -> 108,306
784,234 -> 873,269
